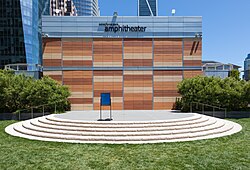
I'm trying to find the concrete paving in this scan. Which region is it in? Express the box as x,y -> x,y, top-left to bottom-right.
54,110 -> 195,121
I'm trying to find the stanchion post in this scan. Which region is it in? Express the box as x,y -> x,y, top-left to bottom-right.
31,108 -> 33,119
54,104 -> 57,113
18,111 -> 21,121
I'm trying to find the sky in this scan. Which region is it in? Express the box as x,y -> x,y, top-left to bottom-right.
99,0 -> 250,69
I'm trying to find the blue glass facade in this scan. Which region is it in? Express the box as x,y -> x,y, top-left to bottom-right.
74,0 -> 99,16
138,0 -> 157,16
42,0 -> 50,15
20,0 -> 42,70
0,0 -> 42,71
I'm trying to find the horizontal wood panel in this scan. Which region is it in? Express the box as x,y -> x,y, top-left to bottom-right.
154,102 -> 175,110
69,98 -> 93,104
183,60 -> 202,66
124,75 -> 152,81
63,60 -> 92,67
154,90 -> 180,97
43,59 -> 61,67
124,59 -> 153,67
94,71 -> 123,76
154,70 -> 183,76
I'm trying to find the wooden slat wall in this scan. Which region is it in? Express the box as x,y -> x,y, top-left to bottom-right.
153,71 -> 182,110
183,39 -> 202,67
62,38 -> 92,67
183,39 -> 203,79
124,39 -> 153,67
93,71 -> 123,110
154,39 -> 182,67
43,71 -> 63,84
64,71 -> 93,110
43,38 -> 203,111
93,38 -> 123,67
124,71 -> 153,110
43,38 -> 62,67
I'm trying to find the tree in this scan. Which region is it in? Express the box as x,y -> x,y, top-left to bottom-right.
229,69 -> 240,81
0,70 -> 70,113
177,76 -> 249,111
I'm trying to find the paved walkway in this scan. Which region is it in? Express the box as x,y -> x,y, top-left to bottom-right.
54,110 -> 195,121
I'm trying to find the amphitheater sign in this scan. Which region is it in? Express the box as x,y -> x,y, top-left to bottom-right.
99,23 -> 147,33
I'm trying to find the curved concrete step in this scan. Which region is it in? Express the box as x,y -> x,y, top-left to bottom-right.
29,117 -> 217,132
38,116 -> 209,128
5,113 -> 242,144
22,119 -> 226,136
46,114 -> 202,125
12,122 -> 234,142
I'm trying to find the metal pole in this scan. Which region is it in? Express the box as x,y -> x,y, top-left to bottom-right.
110,104 -> 112,120
100,106 -> 102,120
213,107 -> 215,117
225,109 -> 227,118
43,106 -> 45,116
202,104 -> 204,114
190,102 -> 192,113
18,111 -> 21,121
54,104 -> 57,113
31,108 -> 33,119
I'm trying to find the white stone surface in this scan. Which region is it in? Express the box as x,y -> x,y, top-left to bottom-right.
5,112 -> 242,144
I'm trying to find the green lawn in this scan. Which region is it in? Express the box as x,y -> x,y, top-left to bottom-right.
0,119 -> 249,170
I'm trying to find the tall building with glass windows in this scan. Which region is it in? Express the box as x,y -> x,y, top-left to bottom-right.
73,0 -> 100,16
138,0 -> 157,16
49,0 -> 99,16
0,0 -> 42,75
244,54 -> 250,81
50,0 -> 77,16
42,0 -> 50,15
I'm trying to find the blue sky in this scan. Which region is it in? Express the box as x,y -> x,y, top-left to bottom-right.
99,0 -> 250,69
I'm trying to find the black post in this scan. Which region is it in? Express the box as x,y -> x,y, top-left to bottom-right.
110,102 -> 112,120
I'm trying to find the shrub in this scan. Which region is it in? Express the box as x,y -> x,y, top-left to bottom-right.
177,76 -> 250,111
0,70 -> 70,113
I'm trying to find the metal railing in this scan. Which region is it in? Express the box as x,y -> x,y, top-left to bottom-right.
190,102 -> 227,118
15,100 -> 69,121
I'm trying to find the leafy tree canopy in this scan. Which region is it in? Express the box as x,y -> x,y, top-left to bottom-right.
0,70 -> 70,113
178,76 -> 250,111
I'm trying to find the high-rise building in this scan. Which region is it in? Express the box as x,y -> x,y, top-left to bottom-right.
138,0 -> 157,16
73,0 -> 100,16
50,0 -> 77,16
50,0 -> 99,16
244,54 -> 250,81
42,0 -> 50,15
0,0 -> 42,77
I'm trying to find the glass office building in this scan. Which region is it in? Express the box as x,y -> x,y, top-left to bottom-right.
0,0 -> 42,73
74,0 -> 100,16
244,54 -> 250,81
42,0 -> 50,15
138,0 -> 157,16
42,16 -> 202,110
